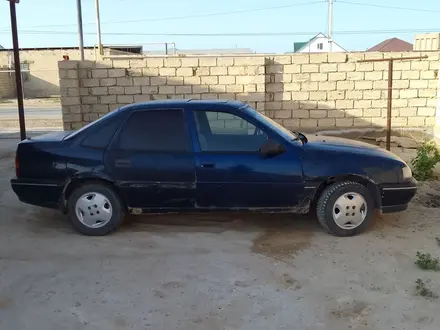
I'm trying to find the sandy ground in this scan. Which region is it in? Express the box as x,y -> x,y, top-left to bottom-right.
0,98 -> 62,130
1,137 -> 440,330
0,97 -> 61,108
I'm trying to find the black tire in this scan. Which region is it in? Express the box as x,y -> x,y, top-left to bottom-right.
316,181 -> 374,237
67,183 -> 124,236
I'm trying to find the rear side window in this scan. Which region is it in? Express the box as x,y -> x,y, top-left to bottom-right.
117,110 -> 188,152
81,117 -> 121,149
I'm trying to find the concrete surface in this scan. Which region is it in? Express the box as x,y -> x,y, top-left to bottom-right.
1,137 -> 440,330
0,107 -> 61,119
0,99 -> 62,130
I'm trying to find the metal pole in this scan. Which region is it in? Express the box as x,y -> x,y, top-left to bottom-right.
386,60 -> 394,151
95,0 -> 103,55
165,43 -> 168,55
328,0 -> 333,52
358,56 -> 427,151
76,0 -> 85,60
20,70 -> 24,99
8,0 -> 26,141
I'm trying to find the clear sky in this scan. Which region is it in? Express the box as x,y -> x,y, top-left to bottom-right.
0,0 -> 439,53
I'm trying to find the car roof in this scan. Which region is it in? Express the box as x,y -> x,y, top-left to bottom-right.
119,99 -> 247,111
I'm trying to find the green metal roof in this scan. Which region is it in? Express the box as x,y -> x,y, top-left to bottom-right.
294,42 -> 307,52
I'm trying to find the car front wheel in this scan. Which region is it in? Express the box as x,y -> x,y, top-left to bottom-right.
67,183 -> 124,236
316,181 -> 374,237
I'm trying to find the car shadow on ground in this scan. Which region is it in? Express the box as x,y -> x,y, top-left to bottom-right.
24,204 -> 320,235
27,205 -> 404,237
120,211 -> 318,234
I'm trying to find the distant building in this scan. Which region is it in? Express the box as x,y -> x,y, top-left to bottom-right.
367,38 -> 413,52
0,45 -> 3,49
293,33 -> 346,53
142,48 -> 255,55
176,48 -> 255,55
414,33 -> 440,51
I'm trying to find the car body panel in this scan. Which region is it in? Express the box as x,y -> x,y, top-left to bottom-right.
185,103 -> 306,209
10,100 -> 417,217
302,135 -> 408,184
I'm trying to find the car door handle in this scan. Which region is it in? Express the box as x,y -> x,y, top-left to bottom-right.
200,163 -> 215,168
115,159 -> 132,168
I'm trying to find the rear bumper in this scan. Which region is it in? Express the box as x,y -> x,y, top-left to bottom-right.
379,178 -> 417,214
11,178 -> 64,210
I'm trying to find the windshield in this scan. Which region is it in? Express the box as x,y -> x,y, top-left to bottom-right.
63,108 -> 120,140
243,105 -> 299,141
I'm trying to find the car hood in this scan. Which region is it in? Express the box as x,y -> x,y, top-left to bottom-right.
303,135 -> 404,162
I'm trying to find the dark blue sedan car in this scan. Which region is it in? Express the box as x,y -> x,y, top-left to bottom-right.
11,100 -> 417,236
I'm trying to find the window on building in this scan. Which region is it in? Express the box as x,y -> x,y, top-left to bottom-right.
317,43 -> 324,50
117,110 -> 188,152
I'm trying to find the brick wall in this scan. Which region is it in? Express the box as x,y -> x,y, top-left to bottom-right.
0,71 -> 16,99
58,51 -> 440,131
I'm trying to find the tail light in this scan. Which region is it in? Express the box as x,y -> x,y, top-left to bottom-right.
15,154 -> 19,178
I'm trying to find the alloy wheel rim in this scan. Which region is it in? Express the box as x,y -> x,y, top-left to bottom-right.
332,192 -> 367,230
75,192 -> 113,228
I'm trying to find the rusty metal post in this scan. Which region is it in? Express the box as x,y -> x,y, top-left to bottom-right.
358,55 -> 427,151
386,60 -> 393,151
8,0 -> 26,141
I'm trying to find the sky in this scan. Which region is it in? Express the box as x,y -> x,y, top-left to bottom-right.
0,0 -> 440,53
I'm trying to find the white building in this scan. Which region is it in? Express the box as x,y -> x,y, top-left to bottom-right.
294,33 -> 346,53
414,33 -> 440,51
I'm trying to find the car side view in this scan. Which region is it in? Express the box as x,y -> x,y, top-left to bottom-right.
11,100 -> 417,236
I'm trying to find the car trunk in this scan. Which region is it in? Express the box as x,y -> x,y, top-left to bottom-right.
15,133 -> 70,180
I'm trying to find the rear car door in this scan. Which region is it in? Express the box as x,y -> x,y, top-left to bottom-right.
104,109 -> 196,209
188,108 -> 304,208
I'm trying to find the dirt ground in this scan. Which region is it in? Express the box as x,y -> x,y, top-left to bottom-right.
1,137 -> 440,330
0,97 -> 61,107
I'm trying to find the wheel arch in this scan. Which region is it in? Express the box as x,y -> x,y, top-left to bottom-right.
61,173 -> 126,213
312,174 -> 381,210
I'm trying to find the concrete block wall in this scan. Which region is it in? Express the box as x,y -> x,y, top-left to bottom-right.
264,52 -> 440,129
0,71 -> 16,99
59,51 -> 440,131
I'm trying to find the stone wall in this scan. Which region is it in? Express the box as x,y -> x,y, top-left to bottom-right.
58,52 -> 440,131
0,71 -> 16,99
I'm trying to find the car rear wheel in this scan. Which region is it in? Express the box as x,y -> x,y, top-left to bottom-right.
316,181 -> 374,237
67,183 -> 124,236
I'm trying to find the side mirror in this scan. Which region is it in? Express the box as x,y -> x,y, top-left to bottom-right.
259,139 -> 285,158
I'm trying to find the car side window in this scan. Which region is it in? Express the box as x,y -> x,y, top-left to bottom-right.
117,110 -> 188,152
205,111 -> 257,135
81,117 -> 121,149
194,110 -> 268,152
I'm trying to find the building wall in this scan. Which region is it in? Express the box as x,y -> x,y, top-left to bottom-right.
0,49 -> 96,98
58,51 -> 440,131
0,71 -> 16,99
297,37 -> 345,53
414,33 -> 440,51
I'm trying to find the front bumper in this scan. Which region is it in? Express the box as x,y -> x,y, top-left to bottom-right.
11,178 -> 64,210
379,177 -> 417,214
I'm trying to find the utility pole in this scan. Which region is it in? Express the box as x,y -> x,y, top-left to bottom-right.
76,0 -> 85,60
95,0 -> 103,56
7,0 -> 26,141
328,0 -> 333,52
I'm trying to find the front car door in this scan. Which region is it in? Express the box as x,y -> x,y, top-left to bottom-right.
104,108 -> 196,210
187,105 -> 305,209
